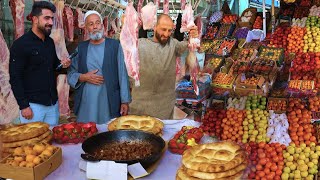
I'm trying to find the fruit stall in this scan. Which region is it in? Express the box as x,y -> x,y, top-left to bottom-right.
4,0 -> 320,180
172,0 -> 320,179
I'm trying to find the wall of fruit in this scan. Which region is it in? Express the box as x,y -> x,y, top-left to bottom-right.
174,0 -> 320,179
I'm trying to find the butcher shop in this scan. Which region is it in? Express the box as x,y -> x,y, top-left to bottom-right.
2,0 -> 320,179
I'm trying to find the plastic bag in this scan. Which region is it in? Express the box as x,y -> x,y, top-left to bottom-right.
246,29 -> 265,42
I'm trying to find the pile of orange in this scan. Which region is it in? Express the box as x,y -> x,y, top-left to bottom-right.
287,98 -> 316,146
287,27 -> 306,53
308,96 -> 320,111
221,108 -> 245,142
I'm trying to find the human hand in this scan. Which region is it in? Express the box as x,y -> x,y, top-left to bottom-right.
21,107 -> 33,120
120,103 -> 129,116
189,25 -> 199,38
61,57 -> 71,68
83,69 -> 104,85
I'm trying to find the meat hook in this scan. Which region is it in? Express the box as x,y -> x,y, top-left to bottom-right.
76,0 -> 81,8
84,0 -> 93,10
69,0 -> 75,7
108,5 -> 115,18
93,0 -> 100,10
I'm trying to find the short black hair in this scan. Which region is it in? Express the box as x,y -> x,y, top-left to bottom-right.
31,1 -> 56,17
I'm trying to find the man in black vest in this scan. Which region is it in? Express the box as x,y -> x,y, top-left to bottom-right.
67,11 -> 131,124
9,1 -> 71,125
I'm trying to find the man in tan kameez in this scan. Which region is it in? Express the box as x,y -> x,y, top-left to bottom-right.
129,14 -> 198,119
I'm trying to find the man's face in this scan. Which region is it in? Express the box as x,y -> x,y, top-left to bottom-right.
85,14 -> 104,40
154,18 -> 174,45
34,9 -> 54,36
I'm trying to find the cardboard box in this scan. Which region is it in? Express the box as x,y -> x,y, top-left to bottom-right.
267,97 -> 288,114
235,74 -> 265,89
0,147 -> 62,180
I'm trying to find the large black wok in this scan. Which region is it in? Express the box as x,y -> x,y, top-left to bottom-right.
81,130 -> 166,169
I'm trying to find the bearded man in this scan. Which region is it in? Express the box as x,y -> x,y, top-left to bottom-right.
9,1 -> 71,125
128,14 -> 198,119
67,11 -> 131,124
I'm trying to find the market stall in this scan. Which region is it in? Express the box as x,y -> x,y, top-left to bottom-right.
3,0 -> 320,180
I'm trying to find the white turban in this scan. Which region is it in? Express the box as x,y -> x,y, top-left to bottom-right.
84,10 -> 103,23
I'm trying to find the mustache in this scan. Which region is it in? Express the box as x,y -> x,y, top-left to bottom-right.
45,25 -> 52,28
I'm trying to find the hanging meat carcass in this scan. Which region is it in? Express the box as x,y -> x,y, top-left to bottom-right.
56,74 -> 70,118
120,2 -> 140,86
141,2 -> 157,30
63,6 -> 74,42
0,30 -> 19,124
154,0 -> 160,7
9,0 -> 25,39
75,8 -> 85,28
181,0 -> 186,10
163,0 -> 169,14
108,18 -> 120,38
74,8 -> 89,41
103,16 -> 109,37
195,15 -> 203,41
181,4 -> 200,95
137,0 -> 144,14
50,0 -> 71,117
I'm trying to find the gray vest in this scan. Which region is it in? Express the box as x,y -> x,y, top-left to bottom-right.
74,38 -> 121,119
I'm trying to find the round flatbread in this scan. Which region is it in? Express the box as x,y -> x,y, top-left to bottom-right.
108,115 -> 163,135
185,162 -> 247,179
0,122 -> 49,143
176,166 -> 244,180
2,130 -> 51,148
182,142 -> 247,173
1,131 -> 53,153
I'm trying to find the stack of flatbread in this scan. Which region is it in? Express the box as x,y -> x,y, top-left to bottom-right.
176,141 -> 248,180
108,115 -> 164,135
0,122 -> 52,158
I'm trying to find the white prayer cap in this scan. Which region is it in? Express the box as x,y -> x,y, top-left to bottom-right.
84,10 -> 103,22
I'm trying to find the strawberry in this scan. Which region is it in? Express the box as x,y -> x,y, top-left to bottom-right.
73,125 -> 82,134
57,131 -> 64,138
90,126 -> 97,133
82,127 -> 90,133
63,123 -> 75,129
170,148 -> 179,154
61,135 -> 70,142
71,132 -> 77,139
80,131 -> 86,138
177,149 -> 185,154
169,139 -> 177,148
86,131 -> 94,137
177,142 -> 186,149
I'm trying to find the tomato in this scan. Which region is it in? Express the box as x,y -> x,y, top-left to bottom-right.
256,164 -> 263,171
273,156 -> 279,162
264,168 -> 270,175
270,164 -> 278,172
259,158 -> 267,165
270,151 -> 277,157
265,162 -> 272,168
258,153 -> 266,159
275,169 -> 282,176
257,171 -> 266,178
258,142 -> 266,148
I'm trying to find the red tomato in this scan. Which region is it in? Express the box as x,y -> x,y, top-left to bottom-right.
259,158 -> 267,165
257,171 -> 266,178
271,164 -> 278,172
258,152 -> 266,159
256,164 -> 263,171
264,168 -> 271,175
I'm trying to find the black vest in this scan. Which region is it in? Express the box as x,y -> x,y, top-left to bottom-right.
74,38 -> 121,119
